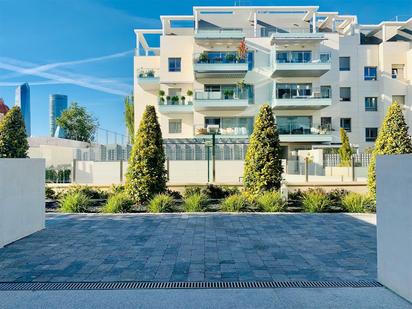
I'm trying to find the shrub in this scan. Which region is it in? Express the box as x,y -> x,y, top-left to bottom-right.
368,102 -> 412,199
166,189 -> 182,200
59,192 -> 91,213
338,128 -> 353,167
126,105 -> 167,203
288,189 -> 303,208
243,104 -> 283,194
0,106 -> 29,158
302,189 -> 330,213
327,189 -> 349,208
220,194 -> 250,212
63,185 -> 108,200
109,184 -> 125,195
341,192 -> 375,213
183,193 -> 209,212
201,184 -> 239,199
148,194 -> 175,213
256,191 -> 286,212
45,187 -> 56,200
184,186 -> 202,198
102,193 -> 134,213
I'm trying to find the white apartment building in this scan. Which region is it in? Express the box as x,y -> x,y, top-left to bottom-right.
134,6 -> 412,161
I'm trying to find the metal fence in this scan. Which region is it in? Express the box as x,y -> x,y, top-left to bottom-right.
324,153 -> 372,167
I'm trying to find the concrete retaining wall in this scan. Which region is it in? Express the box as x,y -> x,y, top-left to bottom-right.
376,154 -> 412,303
0,159 -> 45,248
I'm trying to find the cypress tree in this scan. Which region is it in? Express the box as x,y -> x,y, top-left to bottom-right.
338,128 -> 353,167
243,104 -> 283,194
126,105 -> 167,203
368,102 -> 412,198
0,106 -> 29,158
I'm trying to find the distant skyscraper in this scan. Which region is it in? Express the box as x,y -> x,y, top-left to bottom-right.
15,83 -> 31,136
49,94 -> 68,136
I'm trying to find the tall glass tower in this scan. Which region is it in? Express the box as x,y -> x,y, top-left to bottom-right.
49,94 -> 68,136
15,83 -> 31,136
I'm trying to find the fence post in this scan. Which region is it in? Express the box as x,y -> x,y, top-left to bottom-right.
305,157 -> 309,182
351,156 -> 356,182
166,159 -> 170,181
72,159 -> 76,183
120,159 -> 123,183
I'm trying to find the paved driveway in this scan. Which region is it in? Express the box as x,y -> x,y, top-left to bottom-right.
0,213 -> 376,283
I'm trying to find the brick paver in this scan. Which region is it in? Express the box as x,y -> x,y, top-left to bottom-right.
0,213 -> 377,282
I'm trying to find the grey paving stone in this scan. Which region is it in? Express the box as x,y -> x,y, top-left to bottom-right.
0,213 -> 377,283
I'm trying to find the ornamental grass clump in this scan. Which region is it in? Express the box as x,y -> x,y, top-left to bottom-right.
183,193 -> 209,212
256,191 -> 286,212
220,194 -> 250,212
341,192 -> 375,213
302,189 -> 330,213
148,194 -> 175,213
59,192 -> 91,213
102,193 -> 134,213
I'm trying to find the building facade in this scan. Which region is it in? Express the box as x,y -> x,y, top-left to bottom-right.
15,83 -> 31,136
134,6 -> 412,160
49,94 -> 68,136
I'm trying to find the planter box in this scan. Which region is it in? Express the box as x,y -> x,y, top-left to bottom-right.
376,154 -> 412,303
0,159 -> 45,248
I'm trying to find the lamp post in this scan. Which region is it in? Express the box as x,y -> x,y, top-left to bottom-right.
206,125 -> 220,183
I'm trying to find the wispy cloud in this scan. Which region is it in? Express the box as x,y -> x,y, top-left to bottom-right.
0,50 -> 134,81
0,57 -> 131,96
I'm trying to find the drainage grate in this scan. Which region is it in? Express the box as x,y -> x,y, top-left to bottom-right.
0,280 -> 382,291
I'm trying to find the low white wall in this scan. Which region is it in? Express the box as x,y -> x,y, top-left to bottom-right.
377,154 -> 412,303
0,159 -> 45,248
75,161 -> 127,185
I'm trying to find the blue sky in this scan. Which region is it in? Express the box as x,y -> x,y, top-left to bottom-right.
0,0 -> 411,138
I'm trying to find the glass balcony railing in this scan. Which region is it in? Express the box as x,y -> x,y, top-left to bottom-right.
194,90 -> 249,101
194,52 -> 246,64
275,52 -> 331,64
194,125 -> 251,137
136,68 -> 160,79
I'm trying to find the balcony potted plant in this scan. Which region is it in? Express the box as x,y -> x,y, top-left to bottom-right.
166,96 -> 171,105
181,96 -> 186,105
158,90 -> 165,104
198,52 -> 208,63
223,89 -> 234,100
171,96 -> 179,105
237,39 -> 248,62
186,90 -> 193,105
225,53 -> 237,63
146,69 -> 155,78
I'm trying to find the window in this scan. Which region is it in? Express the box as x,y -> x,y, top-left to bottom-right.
169,119 -> 182,133
340,87 -> 351,101
276,116 -> 312,135
392,95 -> 405,105
168,58 -> 181,72
320,86 -> 331,98
321,117 -> 332,130
365,97 -> 378,111
364,66 -> 377,80
392,64 -> 405,79
276,83 -> 312,99
365,128 -> 378,142
340,118 -> 351,132
339,57 -> 350,71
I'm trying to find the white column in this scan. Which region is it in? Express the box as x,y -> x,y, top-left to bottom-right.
254,12 -> 257,37
312,12 -> 317,33
195,11 -> 198,33
332,18 -> 336,32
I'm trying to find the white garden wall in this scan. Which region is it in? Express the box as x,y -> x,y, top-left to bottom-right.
0,159 -> 45,248
376,154 -> 412,303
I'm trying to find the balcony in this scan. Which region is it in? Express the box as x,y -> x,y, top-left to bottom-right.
273,91 -> 332,110
277,122 -> 332,143
193,91 -> 249,111
136,68 -> 160,90
194,125 -> 250,139
195,29 -> 245,42
158,99 -> 193,114
194,52 -> 248,79
272,52 -> 331,77
271,32 -> 326,44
